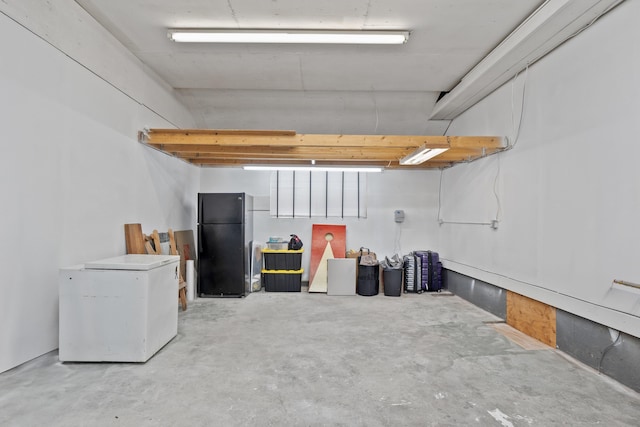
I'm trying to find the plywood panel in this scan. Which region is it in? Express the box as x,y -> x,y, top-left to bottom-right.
491,323 -> 551,351
506,291 -> 556,347
308,224 -> 346,293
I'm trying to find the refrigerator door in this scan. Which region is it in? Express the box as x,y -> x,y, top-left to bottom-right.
198,193 -> 245,224
198,223 -> 245,296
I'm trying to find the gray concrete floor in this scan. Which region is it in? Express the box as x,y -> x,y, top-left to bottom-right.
2,290 -> 640,426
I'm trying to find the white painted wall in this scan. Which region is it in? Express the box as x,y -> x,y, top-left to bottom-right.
200,169 -> 440,280
0,0 -> 193,128
438,0 -> 640,336
0,8 -> 198,373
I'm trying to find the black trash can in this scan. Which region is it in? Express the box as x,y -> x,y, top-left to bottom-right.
357,265 -> 379,296
383,268 -> 402,296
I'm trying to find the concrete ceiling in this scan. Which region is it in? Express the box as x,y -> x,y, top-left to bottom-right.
74,0 -> 544,134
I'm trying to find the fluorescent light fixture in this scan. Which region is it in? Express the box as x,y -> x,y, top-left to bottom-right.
168,29 -> 409,45
400,146 -> 449,165
430,0 -> 622,119
243,165 -> 383,173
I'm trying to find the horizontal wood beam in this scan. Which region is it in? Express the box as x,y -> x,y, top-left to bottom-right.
170,148 -> 492,162
165,145 -> 412,156
142,129 -> 505,150
143,129 -> 296,137
187,158 -> 453,169
171,149 -> 414,161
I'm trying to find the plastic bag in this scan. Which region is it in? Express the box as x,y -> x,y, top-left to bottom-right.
288,234 -> 303,250
380,254 -> 403,270
358,247 -> 378,266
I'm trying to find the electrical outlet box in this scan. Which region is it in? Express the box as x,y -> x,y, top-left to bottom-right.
491,220 -> 499,229
394,210 -> 405,223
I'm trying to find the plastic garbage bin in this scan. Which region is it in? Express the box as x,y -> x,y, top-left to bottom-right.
357,264 -> 379,296
383,268 -> 402,296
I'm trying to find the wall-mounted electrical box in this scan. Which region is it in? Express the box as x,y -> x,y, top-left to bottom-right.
394,210 -> 405,223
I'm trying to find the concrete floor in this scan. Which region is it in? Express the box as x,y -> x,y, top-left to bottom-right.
2,291 -> 640,426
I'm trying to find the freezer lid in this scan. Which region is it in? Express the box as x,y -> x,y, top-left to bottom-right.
84,254 -> 180,271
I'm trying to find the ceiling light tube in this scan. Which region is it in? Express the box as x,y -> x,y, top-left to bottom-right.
400,146 -> 449,165
430,0 -> 622,120
168,29 -> 409,45
243,166 -> 383,173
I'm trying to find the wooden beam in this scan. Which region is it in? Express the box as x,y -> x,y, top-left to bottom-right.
170,147 -> 495,162
173,149 -> 414,161
143,129 -> 505,150
144,129 -> 296,137
174,145 -> 498,160
187,158 -> 453,169
164,145 -> 412,156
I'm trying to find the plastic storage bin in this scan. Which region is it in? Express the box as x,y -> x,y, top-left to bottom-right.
267,242 -> 289,250
262,269 -> 304,292
262,249 -> 303,270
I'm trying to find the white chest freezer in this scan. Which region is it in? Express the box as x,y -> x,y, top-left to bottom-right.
59,254 -> 180,362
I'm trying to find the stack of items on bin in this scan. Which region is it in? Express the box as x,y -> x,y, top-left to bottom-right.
353,247 -> 379,296
380,254 -> 403,297
261,235 -> 304,292
403,250 -> 442,293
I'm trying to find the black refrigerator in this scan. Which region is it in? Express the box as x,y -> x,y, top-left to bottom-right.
198,193 -> 253,297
